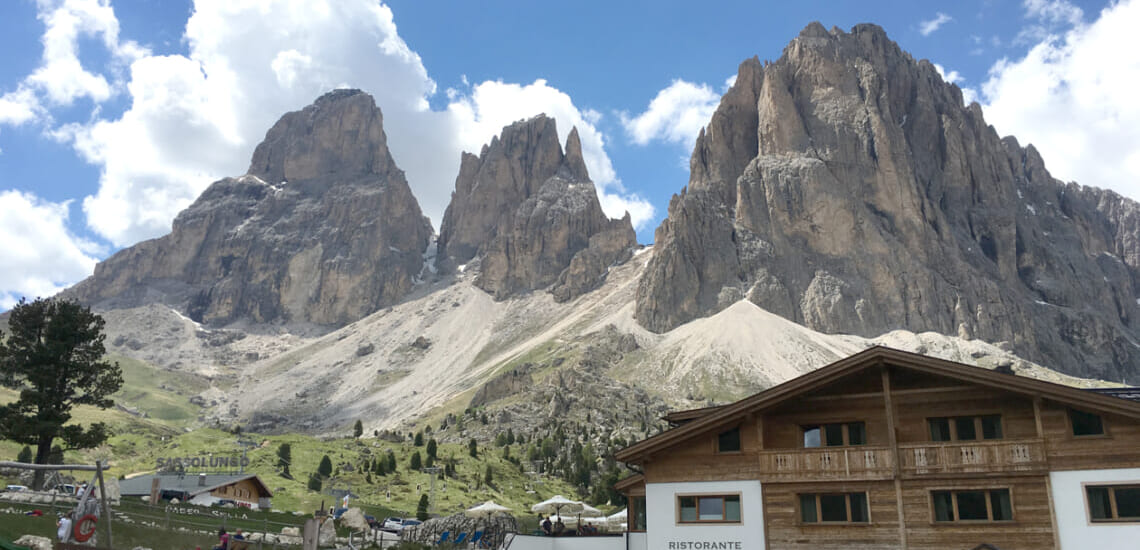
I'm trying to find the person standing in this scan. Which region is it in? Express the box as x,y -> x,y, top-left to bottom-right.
56,511 -> 72,543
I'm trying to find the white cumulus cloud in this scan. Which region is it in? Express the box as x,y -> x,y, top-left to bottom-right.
25,0 -> 146,106
919,12 -> 953,36
0,88 -> 43,126
620,79 -> 720,147
0,190 -> 101,309
980,0 -> 1140,196
24,0 -> 652,248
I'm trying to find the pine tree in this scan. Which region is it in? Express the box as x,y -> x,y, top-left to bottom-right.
414,431 -> 424,446
366,472 -> 372,484
426,438 -> 437,460
353,420 -> 363,438
416,494 -> 430,521
0,298 -> 123,489
507,428 -> 515,445
409,451 -> 422,470
484,464 -> 493,486
277,443 -> 292,478
318,455 -> 333,477
16,446 -> 32,463
468,439 -> 478,458
387,450 -> 397,472
307,473 -> 322,492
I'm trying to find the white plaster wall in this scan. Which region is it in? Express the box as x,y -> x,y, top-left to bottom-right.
646,481 -> 765,550
507,534 -> 632,550
1051,468 -> 1140,549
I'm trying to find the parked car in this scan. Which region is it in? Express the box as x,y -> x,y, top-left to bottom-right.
381,517 -> 420,532
5,485 -> 28,493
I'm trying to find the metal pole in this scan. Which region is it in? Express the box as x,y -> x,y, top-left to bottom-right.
96,460 -> 113,550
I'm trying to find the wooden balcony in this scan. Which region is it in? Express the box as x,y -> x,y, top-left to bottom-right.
898,438 -> 1047,477
756,446 -> 895,481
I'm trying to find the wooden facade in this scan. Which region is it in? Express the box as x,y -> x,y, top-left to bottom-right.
615,347 -> 1140,550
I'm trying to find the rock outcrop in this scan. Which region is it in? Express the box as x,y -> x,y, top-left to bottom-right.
637,23 -> 1140,380
69,90 -> 433,326
437,116 -> 636,301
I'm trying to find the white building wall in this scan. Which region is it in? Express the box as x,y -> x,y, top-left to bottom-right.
1050,468 -> 1140,549
646,481 -> 765,550
506,534 -> 639,550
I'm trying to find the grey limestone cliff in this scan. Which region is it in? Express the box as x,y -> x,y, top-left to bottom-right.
437,116 -> 636,301
636,23 -> 1140,380
69,89 -> 433,326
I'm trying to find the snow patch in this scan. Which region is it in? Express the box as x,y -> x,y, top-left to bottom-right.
1026,204 -> 1036,215
169,306 -> 202,329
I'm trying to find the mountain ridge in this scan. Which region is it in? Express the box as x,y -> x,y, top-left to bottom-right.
36,22 -> 1140,438
636,22 -> 1140,380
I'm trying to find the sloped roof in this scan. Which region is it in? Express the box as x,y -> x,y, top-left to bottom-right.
662,405 -> 726,425
119,473 -> 273,498
616,346 -> 1140,464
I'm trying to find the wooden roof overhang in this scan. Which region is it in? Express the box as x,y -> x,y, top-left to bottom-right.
616,346 -> 1140,465
613,473 -> 645,495
663,405 -> 727,425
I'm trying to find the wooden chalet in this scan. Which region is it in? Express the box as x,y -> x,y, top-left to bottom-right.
613,346 -> 1140,550
120,473 -> 273,510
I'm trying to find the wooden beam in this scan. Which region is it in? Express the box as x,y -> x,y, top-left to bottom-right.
882,366 -> 907,549
801,385 -> 981,402
1044,474 -> 1061,549
96,460 -> 113,550
757,413 -> 765,450
0,461 -> 100,471
1033,397 -> 1045,438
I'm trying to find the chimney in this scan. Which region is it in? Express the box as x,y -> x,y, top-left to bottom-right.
199,473 -> 207,487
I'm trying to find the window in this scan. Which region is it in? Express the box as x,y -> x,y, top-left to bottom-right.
717,427 -> 741,453
931,489 -> 1012,522
631,496 -> 647,531
1086,485 -> 1140,522
799,493 -> 869,524
677,495 -> 741,523
928,415 -> 1003,441
1070,409 -> 1105,436
802,422 -> 867,447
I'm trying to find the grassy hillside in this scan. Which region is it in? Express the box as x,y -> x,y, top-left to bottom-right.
106,427 -> 589,517
1,349 -> 614,521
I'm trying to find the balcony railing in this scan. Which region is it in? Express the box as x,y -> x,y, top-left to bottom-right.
898,438 -> 1047,476
754,439 -> 1047,481
756,446 -> 894,481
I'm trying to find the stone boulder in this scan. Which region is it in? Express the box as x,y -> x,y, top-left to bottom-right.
14,535 -> 52,550
340,507 -> 370,531
318,517 -> 336,546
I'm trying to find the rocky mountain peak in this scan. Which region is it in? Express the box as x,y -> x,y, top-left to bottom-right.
437,116 -> 636,301
637,22 -> 1140,380
247,89 -> 397,185
561,127 -> 589,182
70,91 -> 433,326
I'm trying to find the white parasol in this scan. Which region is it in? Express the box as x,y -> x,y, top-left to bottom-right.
465,500 -> 512,519
605,508 -> 627,525
531,495 -> 584,517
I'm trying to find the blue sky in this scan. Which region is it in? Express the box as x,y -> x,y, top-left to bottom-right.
1,0 -> 1137,308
